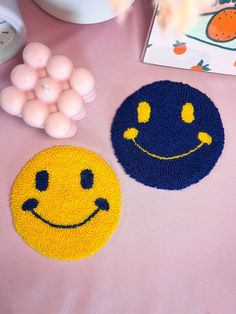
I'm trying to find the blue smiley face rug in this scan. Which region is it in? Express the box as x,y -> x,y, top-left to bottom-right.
111,81 -> 224,190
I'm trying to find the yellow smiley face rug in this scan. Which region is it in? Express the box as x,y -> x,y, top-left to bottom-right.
11,146 -> 121,260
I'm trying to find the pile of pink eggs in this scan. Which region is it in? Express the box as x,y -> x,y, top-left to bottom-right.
0,42 -> 95,138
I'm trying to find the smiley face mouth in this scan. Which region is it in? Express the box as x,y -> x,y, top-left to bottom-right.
22,198 -> 110,229
123,128 -> 212,160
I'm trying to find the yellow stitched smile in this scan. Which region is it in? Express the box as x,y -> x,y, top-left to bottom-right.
123,128 -> 212,160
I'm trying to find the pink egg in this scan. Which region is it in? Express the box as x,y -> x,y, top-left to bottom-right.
69,68 -> 95,97
44,112 -> 77,138
22,100 -> 49,128
57,89 -> 85,119
66,121 -> 78,137
0,86 -> 26,116
11,64 -> 38,91
82,88 -> 96,103
23,42 -> 51,69
35,77 -> 60,103
47,55 -> 73,81
71,105 -> 86,120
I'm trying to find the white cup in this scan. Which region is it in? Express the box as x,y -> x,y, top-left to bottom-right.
33,0 -> 135,24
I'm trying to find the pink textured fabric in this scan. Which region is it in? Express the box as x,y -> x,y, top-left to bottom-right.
0,1 -> 236,313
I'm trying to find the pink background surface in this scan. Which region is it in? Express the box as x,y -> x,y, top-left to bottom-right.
0,1 -> 236,313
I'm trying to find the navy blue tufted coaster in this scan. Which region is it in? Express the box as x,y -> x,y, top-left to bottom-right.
111,81 -> 224,190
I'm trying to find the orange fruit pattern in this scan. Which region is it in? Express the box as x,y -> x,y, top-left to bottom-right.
191,60 -> 211,72
173,41 -> 187,55
206,8 -> 236,43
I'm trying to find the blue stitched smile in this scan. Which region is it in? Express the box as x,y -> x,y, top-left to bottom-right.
22,198 -> 110,229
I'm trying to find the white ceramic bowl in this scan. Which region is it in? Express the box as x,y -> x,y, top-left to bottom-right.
33,0 -> 135,24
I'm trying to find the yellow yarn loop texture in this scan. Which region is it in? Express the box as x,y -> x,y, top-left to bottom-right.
11,146 -> 121,260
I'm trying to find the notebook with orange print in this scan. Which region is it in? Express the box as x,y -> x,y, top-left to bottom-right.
142,1 -> 236,76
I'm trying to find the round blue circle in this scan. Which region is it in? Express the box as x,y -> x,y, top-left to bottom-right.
111,81 -> 224,190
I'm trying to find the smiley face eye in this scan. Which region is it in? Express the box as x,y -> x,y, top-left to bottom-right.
181,102 -> 195,123
137,101 -> 151,123
80,169 -> 94,189
35,170 -> 49,191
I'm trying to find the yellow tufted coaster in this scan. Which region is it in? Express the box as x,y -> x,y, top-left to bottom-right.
11,146 -> 121,260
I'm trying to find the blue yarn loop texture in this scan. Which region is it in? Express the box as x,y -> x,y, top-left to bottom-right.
111,81 -> 225,190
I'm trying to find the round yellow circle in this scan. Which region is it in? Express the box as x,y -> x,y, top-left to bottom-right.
11,146 -> 121,260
